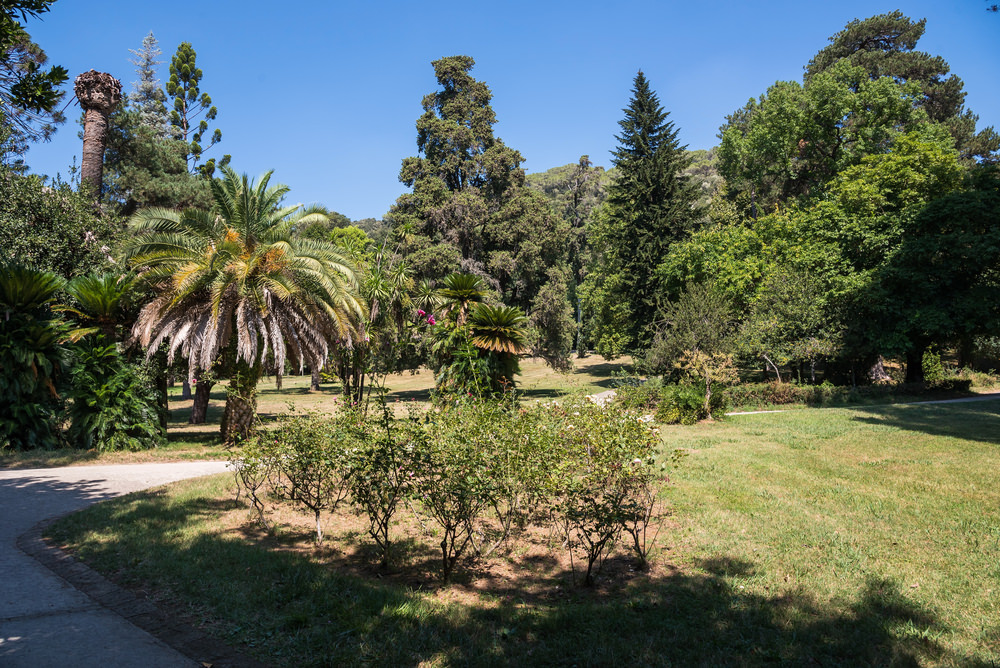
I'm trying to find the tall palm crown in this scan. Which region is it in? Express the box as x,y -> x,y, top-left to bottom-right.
124,167 -> 365,439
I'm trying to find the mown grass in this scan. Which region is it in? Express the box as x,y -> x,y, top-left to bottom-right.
47,398 -> 1000,666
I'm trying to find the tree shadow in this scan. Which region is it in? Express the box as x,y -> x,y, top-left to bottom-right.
46,488 -> 981,667
386,388 -> 433,402
165,430 -> 220,446
850,399 -> 1000,445
574,361 -> 633,378
517,387 -> 563,400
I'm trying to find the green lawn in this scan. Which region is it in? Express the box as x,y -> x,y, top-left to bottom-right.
47,398 -> 1000,666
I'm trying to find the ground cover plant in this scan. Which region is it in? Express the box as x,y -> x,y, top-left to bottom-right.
46,398 -> 1000,666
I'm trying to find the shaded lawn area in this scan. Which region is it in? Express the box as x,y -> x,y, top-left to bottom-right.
47,400 -> 1000,666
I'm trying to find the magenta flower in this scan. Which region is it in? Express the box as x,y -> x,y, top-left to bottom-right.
427,315 -> 436,325
417,309 -> 426,317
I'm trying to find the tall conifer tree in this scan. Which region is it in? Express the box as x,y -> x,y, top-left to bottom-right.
127,32 -> 168,138
583,71 -> 702,355
166,42 -> 228,176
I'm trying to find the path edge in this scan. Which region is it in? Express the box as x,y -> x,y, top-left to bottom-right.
17,516 -> 267,668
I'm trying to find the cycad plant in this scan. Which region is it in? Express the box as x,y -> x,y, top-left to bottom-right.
0,264 -> 70,450
431,273 -> 527,397
61,273 -> 136,341
125,166 -> 366,442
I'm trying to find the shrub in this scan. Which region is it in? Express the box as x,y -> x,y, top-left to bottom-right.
267,415 -> 358,543
346,403 -> 423,569
922,347 -> 946,387
543,398 -> 664,584
67,342 -> 164,452
0,264 -> 70,450
231,394 -> 676,586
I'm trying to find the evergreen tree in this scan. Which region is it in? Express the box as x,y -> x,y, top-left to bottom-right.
388,56 -> 568,314
0,0 -> 68,163
166,42 -> 229,177
127,32 -> 168,137
100,35 -> 212,215
582,71 -> 702,355
805,11 -> 997,164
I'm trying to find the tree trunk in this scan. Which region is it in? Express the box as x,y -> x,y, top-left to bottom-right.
905,346 -> 925,383
957,336 -> 975,369
181,379 -> 192,400
74,71 -> 122,198
189,380 -> 213,424
80,107 -> 110,194
761,354 -> 782,383
221,365 -> 259,443
311,365 -> 321,391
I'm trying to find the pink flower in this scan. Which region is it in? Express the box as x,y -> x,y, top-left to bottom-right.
427,315 -> 436,325
417,309 -> 426,316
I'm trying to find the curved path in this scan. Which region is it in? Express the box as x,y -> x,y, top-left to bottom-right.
0,461 -> 239,667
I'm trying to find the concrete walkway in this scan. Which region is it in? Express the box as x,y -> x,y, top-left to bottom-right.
0,461 -> 235,667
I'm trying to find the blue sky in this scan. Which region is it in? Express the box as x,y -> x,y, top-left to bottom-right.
20,0 -> 1000,220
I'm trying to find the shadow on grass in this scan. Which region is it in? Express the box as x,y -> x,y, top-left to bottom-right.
574,361 -> 633,379
47,488 -> 973,667
386,388 -> 433,402
165,430 -> 220,446
517,388 -> 563,400
851,399 -> 1000,445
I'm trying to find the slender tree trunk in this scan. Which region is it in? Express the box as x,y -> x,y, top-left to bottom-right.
181,379 -> 192,400
311,365 -> 321,391
761,354 -> 782,383
189,380 -> 213,424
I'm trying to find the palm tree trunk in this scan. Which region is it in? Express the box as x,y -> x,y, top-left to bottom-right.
74,71 -> 122,197
221,364 -> 259,443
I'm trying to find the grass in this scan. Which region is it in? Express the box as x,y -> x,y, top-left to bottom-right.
46,397 -> 1000,666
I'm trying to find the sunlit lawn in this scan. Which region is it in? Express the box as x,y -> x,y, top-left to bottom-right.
47,397 -> 1000,666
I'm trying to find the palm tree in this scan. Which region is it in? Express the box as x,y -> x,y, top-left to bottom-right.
431,274 -> 528,396
124,166 -> 366,442
74,70 -> 123,196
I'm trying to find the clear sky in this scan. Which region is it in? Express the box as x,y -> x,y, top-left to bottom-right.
19,0 -> 1000,221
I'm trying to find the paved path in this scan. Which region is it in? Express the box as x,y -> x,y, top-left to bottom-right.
0,461 -> 232,667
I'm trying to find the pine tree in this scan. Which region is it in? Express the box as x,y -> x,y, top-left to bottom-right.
127,32 -> 168,138
584,71 -> 702,355
165,42 -> 228,177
